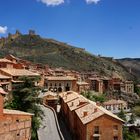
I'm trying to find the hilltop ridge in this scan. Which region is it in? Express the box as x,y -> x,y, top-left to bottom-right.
0,30 -> 134,80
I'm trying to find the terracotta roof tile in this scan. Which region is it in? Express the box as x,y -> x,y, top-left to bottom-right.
0,74 -> 11,79
103,99 -> 127,106
67,96 -> 89,111
0,58 -> 14,63
0,68 -> 40,76
45,76 -> 76,81
59,91 -> 79,103
60,91 -> 124,124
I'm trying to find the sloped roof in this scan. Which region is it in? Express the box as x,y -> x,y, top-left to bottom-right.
75,100 -> 124,125
103,99 -> 127,106
60,91 -> 124,124
45,76 -> 76,81
0,68 -> 40,76
0,74 -> 11,79
0,58 -> 14,63
59,91 -> 79,103
67,95 -> 89,111
5,54 -> 19,60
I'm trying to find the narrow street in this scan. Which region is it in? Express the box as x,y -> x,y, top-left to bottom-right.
37,105 -> 62,140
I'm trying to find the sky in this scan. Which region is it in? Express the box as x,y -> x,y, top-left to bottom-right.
0,0 -> 140,58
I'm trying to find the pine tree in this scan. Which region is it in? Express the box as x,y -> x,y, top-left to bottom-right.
5,76 -> 43,140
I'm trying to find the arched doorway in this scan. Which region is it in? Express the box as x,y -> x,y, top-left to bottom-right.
58,87 -> 62,92
65,83 -> 70,91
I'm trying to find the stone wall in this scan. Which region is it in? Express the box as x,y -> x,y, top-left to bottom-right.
0,114 -> 32,140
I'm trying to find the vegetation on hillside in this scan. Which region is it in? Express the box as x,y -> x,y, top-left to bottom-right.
0,32 -> 134,80
118,58 -> 140,82
82,91 -> 107,103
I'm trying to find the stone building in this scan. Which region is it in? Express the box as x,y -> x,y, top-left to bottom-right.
0,58 -> 14,69
0,68 -> 40,90
88,77 -> 110,94
120,81 -> 134,94
103,99 -> 130,114
76,81 -> 90,93
0,74 -> 11,91
60,91 -> 124,140
0,87 -> 33,140
44,76 -> 77,93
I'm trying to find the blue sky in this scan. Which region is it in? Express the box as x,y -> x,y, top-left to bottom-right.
0,0 -> 140,58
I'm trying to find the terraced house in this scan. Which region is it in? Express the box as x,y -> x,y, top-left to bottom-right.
60,91 -> 124,140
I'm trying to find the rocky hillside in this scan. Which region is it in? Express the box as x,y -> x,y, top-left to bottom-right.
0,31 -> 134,80
118,58 -> 140,81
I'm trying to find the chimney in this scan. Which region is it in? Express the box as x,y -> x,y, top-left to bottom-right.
71,102 -> 74,107
94,108 -> 98,113
0,87 -> 7,116
96,101 -> 101,106
83,111 -> 88,117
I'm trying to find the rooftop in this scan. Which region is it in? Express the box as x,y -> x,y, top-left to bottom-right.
59,91 -> 79,103
0,74 -> 11,79
45,76 -> 76,81
75,101 -> 124,125
0,68 -> 40,76
0,58 -> 14,63
60,91 -> 124,125
75,103 -> 103,125
67,95 -> 89,111
103,99 -> 127,106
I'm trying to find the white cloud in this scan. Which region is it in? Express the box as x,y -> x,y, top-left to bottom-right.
86,0 -> 100,4
38,0 -> 64,6
0,26 -> 7,34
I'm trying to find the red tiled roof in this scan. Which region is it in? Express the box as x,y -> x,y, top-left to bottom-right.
0,68 -> 40,76
46,76 -> 76,81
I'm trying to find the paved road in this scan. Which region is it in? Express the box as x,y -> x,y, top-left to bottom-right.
38,105 -> 61,140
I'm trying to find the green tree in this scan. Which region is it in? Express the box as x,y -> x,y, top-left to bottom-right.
117,109 -> 126,121
134,84 -> 140,96
123,127 -> 137,140
133,105 -> 140,117
5,76 -> 43,140
82,91 -> 107,103
129,113 -> 136,124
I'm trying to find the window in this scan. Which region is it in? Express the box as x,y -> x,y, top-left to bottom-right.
50,83 -> 52,87
46,83 -> 48,87
94,137 -> 99,140
114,136 -> 118,140
113,125 -> 118,130
94,126 -> 99,134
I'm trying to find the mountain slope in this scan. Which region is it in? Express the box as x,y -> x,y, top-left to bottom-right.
0,32 -> 134,80
118,58 -> 140,81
